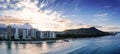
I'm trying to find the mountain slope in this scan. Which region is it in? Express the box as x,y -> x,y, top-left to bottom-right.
64,27 -> 106,34
57,27 -> 110,38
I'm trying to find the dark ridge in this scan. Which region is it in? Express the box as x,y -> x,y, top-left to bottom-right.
57,27 -> 110,38
64,27 -> 105,34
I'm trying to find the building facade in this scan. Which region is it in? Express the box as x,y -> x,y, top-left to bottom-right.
0,26 -> 56,40
14,26 -> 19,39
7,26 -> 13,40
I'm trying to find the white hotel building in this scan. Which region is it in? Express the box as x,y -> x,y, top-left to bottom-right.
13,27 -> 56,40
14,26 -> 19,39
0,25 -> 56,40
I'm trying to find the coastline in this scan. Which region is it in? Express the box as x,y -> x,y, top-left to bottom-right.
0,34 -> 116,41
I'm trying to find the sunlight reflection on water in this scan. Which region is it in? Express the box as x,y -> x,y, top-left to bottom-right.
0,33 -> 120,54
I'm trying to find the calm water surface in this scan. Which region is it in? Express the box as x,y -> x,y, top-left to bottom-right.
0,33 -> 120,54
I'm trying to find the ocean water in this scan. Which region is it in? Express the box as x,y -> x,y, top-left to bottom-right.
0,33 -> 120,54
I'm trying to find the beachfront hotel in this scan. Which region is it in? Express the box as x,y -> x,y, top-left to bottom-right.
0,25 -> 56,40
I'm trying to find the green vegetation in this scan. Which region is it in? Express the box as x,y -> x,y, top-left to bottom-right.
56,33 -> 110,38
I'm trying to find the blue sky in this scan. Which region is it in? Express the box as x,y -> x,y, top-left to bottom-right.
38,0 -> 120,26
0,0 -> 120,31
51,0 -> 120,26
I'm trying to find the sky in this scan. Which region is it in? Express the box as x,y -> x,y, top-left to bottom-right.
0,0 -> 120,31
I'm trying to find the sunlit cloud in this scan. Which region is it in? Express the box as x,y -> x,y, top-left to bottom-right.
0,0 -> 119,32
0,16 -> 32,24
0,0 -> 85,31
97,26 -> 120,32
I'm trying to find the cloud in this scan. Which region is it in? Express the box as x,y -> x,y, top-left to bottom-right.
92,17 -> 108,22
1,0 -> 118,32
94,13 -> 109,17
97,26 -> 120,32
0,0 -> 88,31
10,23 -> 32,29
92,13 -> 109,22
0,16 -> 32,24
0,4 -> 7,9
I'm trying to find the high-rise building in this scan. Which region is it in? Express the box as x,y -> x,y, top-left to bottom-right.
26,29 -> 29,38
27,29 -> 32,40
49,31 -> 56,38
50,31 -> 56,38
40,31 -> 44,39
36,31 -> 44,40
0,32 -> 7,39
7,26 -> 13,40
42,31 -> 48,39
14,26 -> 19,39
42,31 -> 56,39
22,29 -> 27,40
30,29 -> 36,39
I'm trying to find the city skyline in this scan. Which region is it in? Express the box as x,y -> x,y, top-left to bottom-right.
0,0 -> 120,31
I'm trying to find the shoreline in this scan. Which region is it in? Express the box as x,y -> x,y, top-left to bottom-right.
0,35 -> 115,41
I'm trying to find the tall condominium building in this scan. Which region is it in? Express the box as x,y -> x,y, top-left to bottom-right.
42,31 -> 48,39
7,26 -> 13,40
26,29 -> 29,38
50,31 -> 56,38
36,31 -> 44,40
42,31 -> 56,39
27,29 -> 32,40
22,29 -> 27,40
14,26 -> 19,39
30,29 -> 36,39
40,31 -> 44,39
0,32 -> 7,39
